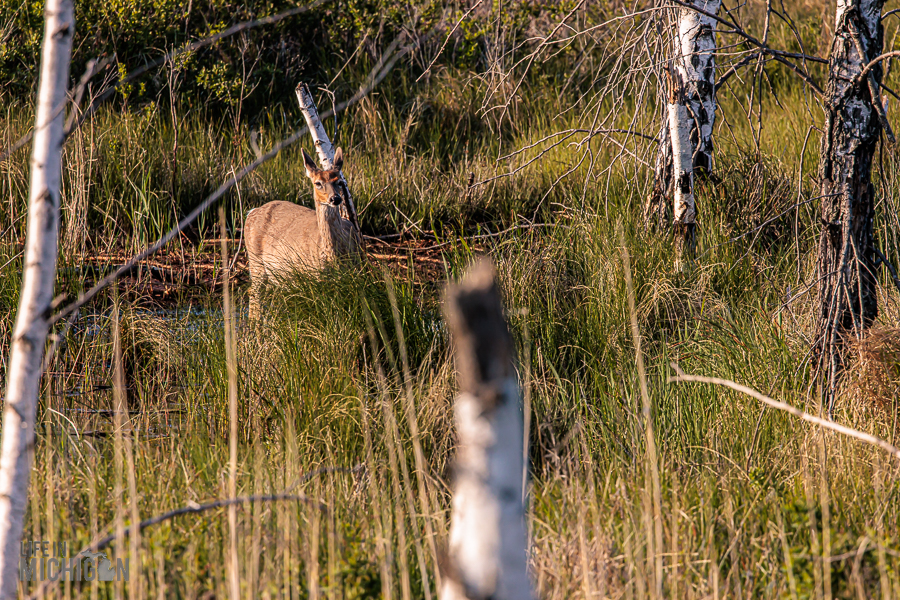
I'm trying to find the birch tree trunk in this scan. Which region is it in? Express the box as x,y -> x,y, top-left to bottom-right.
440,260 -> 533,600
295,83 -> 362,240
814,0 -> 888,411
669,70 -> 697,272
674,0 -> 720,175
0,0 -> 73,595
645,0 -> 720,234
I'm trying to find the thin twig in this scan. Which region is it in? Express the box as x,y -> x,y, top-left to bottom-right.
474,127 -> 653,188
664,0 -> 825,97
24,458 -> 362,600
874,248 -> 900,295
667,364 -> 900,460
698,193 -> 839,260
0,58 -> 108,164
715,52 -> 761,91
416,223 -> 568,251
363,231 -> 437,242
25,494 -> 324,600
667,0 -> 827,63
857,50 -> 900,85
284,463 -> 365,493
769,54 -> 824,95
416,0 -> 483,82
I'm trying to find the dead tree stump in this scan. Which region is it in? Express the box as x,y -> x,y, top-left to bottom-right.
440,259 -> 534,600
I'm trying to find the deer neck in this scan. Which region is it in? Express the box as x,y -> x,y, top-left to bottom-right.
316,202 -> 347,261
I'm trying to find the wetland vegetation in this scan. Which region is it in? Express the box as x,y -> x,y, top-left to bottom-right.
1,0 -> 899,597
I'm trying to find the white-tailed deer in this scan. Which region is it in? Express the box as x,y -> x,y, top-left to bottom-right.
244,146 -> 359,319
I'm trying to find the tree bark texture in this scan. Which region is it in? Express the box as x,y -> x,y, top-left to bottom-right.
814,0 -> 887,410
669,72 -> 697,272
295,83 -> 362,240
440,260 -> 533,600
645,0 -> 720,231
645,115 -> 674,229
0,0 -> 73,596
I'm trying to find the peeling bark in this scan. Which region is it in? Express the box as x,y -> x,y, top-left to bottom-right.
669,72 -> 697,272
644,116 -> 673,229
0,0 -> 73,596
440,260 -> 533,600
814,0 -> 886,411
645,0 -> 720,234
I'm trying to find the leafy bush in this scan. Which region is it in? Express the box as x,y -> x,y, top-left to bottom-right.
0,0 -> 583,118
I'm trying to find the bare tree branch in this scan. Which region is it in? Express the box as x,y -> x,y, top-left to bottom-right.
667,0 -> 828,64
25,493 -> 324,600
668,364 -> 900,460
416,0 -> 484,82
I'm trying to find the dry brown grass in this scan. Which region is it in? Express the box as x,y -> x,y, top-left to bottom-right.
847,327 -> 900,409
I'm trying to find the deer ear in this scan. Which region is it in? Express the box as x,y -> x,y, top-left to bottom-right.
302,148 -> 318,177
333,147 -> 343,171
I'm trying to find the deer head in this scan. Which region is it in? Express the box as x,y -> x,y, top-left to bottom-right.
302,147 -> 354,257
303,147 -> 347,208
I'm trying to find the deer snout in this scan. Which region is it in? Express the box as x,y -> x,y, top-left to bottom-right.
329,194 -> 343,206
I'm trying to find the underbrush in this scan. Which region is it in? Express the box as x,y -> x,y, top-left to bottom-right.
2,3 -> 900,597
8,200 -> 899,598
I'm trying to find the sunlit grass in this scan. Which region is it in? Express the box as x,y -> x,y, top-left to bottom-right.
2,10 -> 900,599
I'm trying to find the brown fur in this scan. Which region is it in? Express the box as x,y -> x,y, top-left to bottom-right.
244,147 -> 358,319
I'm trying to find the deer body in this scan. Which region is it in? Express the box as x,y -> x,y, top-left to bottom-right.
244,147 -> 358,318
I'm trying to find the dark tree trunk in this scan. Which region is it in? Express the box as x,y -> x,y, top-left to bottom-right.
645,115 -> 674,229
814,0 -> 888,410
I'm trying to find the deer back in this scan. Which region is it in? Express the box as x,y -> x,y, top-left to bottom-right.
244,201 -> 324,276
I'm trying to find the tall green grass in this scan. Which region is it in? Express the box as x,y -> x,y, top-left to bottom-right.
2,3 -> 900,598
14,212 -> 899,598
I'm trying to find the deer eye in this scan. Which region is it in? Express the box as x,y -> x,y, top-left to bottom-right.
314,182 -> 323,189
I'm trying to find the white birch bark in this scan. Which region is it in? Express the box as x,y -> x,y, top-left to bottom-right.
644,0 -> 719,229
0,0 -> 73,595
668,81 -> 696,272
440,260 -> 533,600
674,0 -> 721,173
295,83 -> 361,236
